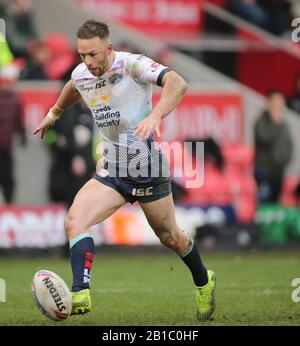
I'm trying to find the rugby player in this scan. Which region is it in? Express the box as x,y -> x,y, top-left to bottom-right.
33,20 -> 216,321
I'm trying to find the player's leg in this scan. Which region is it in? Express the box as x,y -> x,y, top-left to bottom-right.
139,194 -> 208,283
139,194 -> 216,321
65,178 -> 126,240
64,178 -> 126,314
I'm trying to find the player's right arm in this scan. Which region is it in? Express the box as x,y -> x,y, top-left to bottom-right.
33,80 -> 82,139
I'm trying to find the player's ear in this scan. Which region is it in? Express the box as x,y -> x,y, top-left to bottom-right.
107,41 -> 113,54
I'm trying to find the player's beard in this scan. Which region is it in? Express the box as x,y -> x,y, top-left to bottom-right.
90,58 -> 108,77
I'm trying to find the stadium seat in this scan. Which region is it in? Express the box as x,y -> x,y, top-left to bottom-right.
224,167 -> 257,221
180,167 -> 233,206
43,33 -> 76,80
280,176 -> 299,207
222,143 -> 254,173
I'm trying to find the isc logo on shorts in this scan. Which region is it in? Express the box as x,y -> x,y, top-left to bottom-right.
132,187 -> 153,196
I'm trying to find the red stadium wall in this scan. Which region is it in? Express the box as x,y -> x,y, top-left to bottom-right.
237,29 -> 300,97
153,92 -> 243,143
76,0 -> 204,37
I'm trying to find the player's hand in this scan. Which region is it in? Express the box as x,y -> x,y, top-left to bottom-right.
134,113 -> 161,140
33,107 -> 61,139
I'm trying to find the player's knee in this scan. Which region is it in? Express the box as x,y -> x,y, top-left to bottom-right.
158,230 -> 180,250
64,213 -> 82,237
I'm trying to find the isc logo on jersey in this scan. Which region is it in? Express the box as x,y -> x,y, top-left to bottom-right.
31,270 -> 72,321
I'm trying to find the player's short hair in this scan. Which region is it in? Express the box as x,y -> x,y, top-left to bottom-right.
77,20 -> 109,40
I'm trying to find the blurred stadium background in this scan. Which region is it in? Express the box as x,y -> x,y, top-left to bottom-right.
0,0 -> 300,325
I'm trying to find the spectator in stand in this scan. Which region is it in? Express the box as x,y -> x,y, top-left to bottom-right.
254,89 -> 292,203
0,0 -> 5,17
288,74 -> 300,115
4,0 -> 38,58
46,100 -> 95,207
19,40 -> 48,80
258,0 -> 291,36
0,64 -> 26,203
227,0 -> 268,29
0,33 -> 14,67
294,180 -> 300,205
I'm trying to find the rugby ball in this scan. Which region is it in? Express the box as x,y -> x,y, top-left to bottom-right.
31,270 -> 72,321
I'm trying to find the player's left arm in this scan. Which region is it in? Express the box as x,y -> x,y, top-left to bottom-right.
33,80 -> 82,139
134,71 -> 187,140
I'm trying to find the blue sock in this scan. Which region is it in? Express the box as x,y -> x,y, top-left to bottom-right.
180,239 -> 208,287
70,234 -> 95,292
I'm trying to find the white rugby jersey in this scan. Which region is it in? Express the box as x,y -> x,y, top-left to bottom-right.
71,51 -> 169,175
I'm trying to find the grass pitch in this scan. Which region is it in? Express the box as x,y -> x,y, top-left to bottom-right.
0,250 -> 299,326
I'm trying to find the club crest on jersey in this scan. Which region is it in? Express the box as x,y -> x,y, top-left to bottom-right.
109,73 -> 122,85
